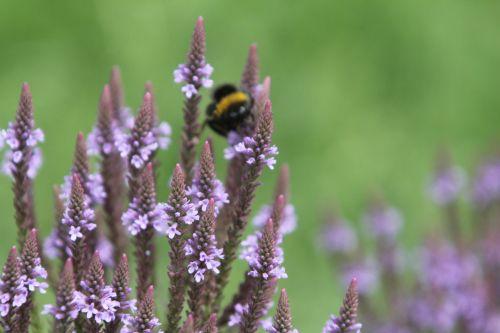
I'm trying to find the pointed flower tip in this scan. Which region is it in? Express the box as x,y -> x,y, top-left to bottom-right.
21,82 -> 31,93
9,246 -> 17,255
77,131 -> 85,141
197,16 -> 204,24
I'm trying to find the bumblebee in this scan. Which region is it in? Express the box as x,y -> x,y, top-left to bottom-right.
205,84 -> 254,137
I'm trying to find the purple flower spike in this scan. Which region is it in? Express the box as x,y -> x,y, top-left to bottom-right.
323,278 -> 362,333
0,247 -> 26,332
186,200 -> 223,325
157,165 -> 199,239
173,17 -> 213,97
0,83 -> 43,245
165,164 -> 196,332
119,92 -> 157,171
185,200 -> 223,283
42,259 -> 79,332
121,286 -> 162,333
188,141 -> 229,215
0,83 -> 44,180
239,221 -> 284,333
224,101 -> 278,170
267,289 -> 297,333
74,252 -> 120,327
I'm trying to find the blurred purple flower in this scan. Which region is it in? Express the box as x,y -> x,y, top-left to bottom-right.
428,166 -> 465,205
472,158 -> 500,207
320,218 -> 358,255
363,205 -> 403,239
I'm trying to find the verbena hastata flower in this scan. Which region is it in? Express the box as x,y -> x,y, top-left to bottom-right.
42,259 -> 79,332
0,85 -> 44,180
122,164 -> 162,299
188,141 -> 229,215
215,100 -> 277,311
61,175 -> 96,245
0,247 -> 27,331
239,221 -> 286,333
74,252 -> 120,326
320,214 -> 358,255
472,157 -> 500,207
428,165 -> 465,206
121,286 -> 162,333
106,255 -> 135,333
165,164 -> 199,332
118,93 -> 157,171
60,173 -> 106,207
157,165 -> 199,239
224,135 -> 278,170
363,203 -> 403,240
19,230 -> 48,295
323,279 -> 362,333
92,84 -> 128,263
0,84 -> 43,246
185,200 -> 223,283
18,229 -> 48,331
240,227 -> 287,281
173,17 -> 213,98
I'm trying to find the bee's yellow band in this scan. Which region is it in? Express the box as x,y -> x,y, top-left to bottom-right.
214,92 -> 248,117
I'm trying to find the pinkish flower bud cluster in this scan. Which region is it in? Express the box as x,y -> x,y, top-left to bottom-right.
428,165 -> 465,205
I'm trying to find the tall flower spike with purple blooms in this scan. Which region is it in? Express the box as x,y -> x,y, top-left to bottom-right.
186,200 -> 223,325
323,278 -> 362,333
0,247 -> 26,332
220,166 -> 290,327
89,84 -> 128,263
42,259 -> 79,333
188,141 -> 229,215
62,174 -> 96,282
107,254 -> 135,333
240,220 -> 285,333
74,252 -> 120,330
215,100 -> 276,312
122,164 -> 163,300
121,286 -> 162,333
175,17 -> 213,182
165,164 -> 199,332
18,229 -> 48,332
0,83 -> 44,246
118,92 -> 157,199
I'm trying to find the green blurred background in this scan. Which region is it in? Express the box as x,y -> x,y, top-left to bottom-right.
1,0 -> 500,331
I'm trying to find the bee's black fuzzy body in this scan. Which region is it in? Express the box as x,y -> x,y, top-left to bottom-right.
205,84 -> 253,137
